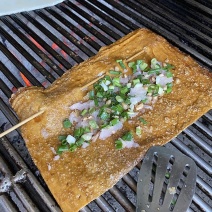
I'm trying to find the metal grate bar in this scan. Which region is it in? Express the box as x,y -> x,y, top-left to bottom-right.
0,79 -> 13,99
0,42 -> 42,87
0,25 -> 56,83
1,18 -> 64,77
9,15 -> 72,70
66,1 -> 121,40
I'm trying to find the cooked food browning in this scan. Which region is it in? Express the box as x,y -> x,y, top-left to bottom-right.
10,29 -> 212,212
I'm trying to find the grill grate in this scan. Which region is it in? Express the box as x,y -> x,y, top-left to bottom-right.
0,1 -> 211,211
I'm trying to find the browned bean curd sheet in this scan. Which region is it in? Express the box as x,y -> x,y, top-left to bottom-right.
10,29 -> 212,212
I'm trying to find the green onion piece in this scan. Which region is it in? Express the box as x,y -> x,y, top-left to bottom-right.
109,70 -> 121,75
128,61 -> 135,68
89,120 -> 99,129
164,63 -> 174,71
122,131 -> 133,141
127,83 -> 131,88
166,71 -> 173,78
136,126 -> 142,137
109,85 -> 115,90
148,69 -> 160,75
115,139 -> 123,150
125,98 -> 131,105
81,109 -> 88,116
57,145 -> 69,154
133,79 -> 140,85
89,107 -> 95,114
99,111 -> 110,121
84,127 -> 90,133
116,59 -> 126,69
166,83 -> 173,94
61,139 -> 67,145
139,117 -> 147,124
63,118 -> 72,128
89,90 -> 95,100
74,127 -> 84,138
141,79 -> 150,85
151,58 -> 160,69
58,135 -> 67,141
110,118 -> 119,126
82,133 -> 93,141
116,95 -> 124,103
76,137 -> 85,147
141,98 -> 147,103
69,144 -> 77,152
139,62 -> 148,70
94,98 -> 99,106
120,87 -> 128,94
96,91 -> 103,98
112,78 -> 121,87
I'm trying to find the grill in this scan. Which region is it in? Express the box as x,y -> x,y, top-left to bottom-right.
0,0 -> 211,211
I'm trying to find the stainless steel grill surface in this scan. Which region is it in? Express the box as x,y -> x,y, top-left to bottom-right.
0,0 -> 211,211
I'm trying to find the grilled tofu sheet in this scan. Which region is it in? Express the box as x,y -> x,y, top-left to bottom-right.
10,29 -> 212,212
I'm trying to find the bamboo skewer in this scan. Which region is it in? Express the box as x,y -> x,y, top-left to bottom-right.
1,51 -> 144,138
0,110 -> 45,138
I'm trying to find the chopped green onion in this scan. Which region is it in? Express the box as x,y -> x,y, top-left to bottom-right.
115,140 -> 123,150
136,126 -> 142,137
82,133 -> 93,141
81,109 -> 88,116
109,85 -> 115,90
128,61 -> 135,68
110,118 -> 119,126
139,62 -> 148,70
89,120 -> 99,129
122,131 -> 133,141
166,83 -> 173,94
109,70 -> 121,75
141,98 -> 147,103
151,58 -> 160,69
58,135 -> 67,141
112,78 -> 121,87
76,137 -> 85,147
116,95 -> 124,103
116,59 -> 126,69
57,145 -> 69,154
139,117 -> 147,125
89,90 -> 95,100
127,83 -> 131,88
94,98 -> 99,106
84,127 -> 90,133
69,144 -> 77,152
133,79 -> 140,85
141,79 -> 150,85
63,118 -> 72,128
99,111 -> 110,121
120,87 -> 128,94
89,107 -> 95,114
166,71 -> 173,78
164,63 -> 174,71
74,127 -> 84,138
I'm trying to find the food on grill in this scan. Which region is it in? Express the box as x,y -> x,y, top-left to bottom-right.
10,28 -> 212,212
56,58 -> 174,153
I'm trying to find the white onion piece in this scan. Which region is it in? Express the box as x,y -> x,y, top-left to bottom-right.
156,76 -> 173,87
70,100 -> 95,111
82,142 -> 90,148
120,77 -> 129,84
129,83 -> 147,105
66,135 -> 76,144
120,138 -> 139,148
143,105 -> 153,110
100,81 -> 108,91
69,112 -> 81,124
99,122 -> 123,140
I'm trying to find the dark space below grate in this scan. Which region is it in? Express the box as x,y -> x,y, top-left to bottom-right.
0,0 -> 211,211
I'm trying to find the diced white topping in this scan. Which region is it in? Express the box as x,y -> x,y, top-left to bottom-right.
99,122 -> 123,140
97,71 -> 104,77
66,135 -> 76,144
70,100 -> 95,110
53,155 -> 60,161
156,76 -> 173,87
129,83 -> 147,105
82,142 -> 90,148
120,138 -> 139,148
100,81 -> 108,91
50,147 -> 56,154
168,187 -> 176,194
47,164 -> 51,171
41,129 -> 49,139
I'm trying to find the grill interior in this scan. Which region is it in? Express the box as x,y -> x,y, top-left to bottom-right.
0,0 -> 211,211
